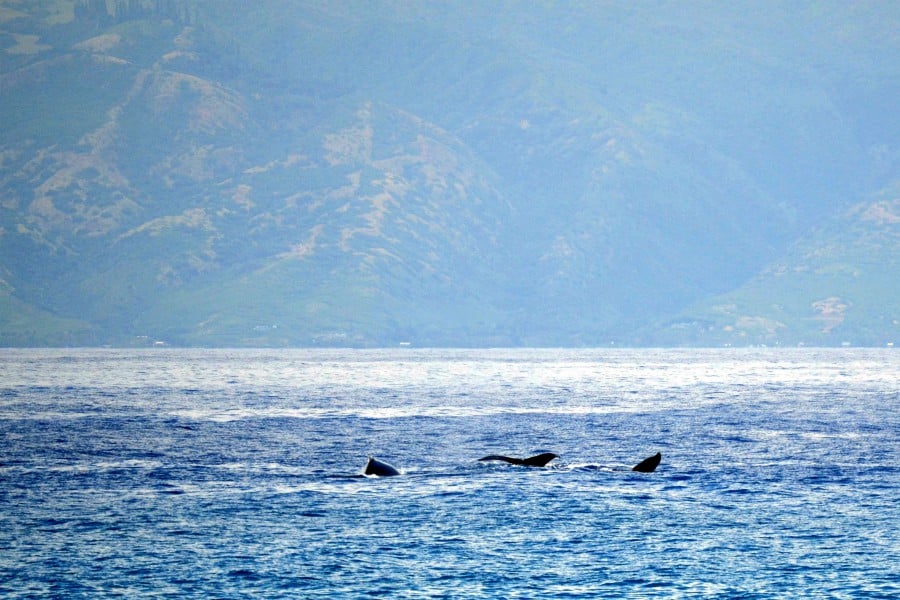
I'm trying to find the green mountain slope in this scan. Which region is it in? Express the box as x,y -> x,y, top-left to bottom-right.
1,1 -> 897,346
650,183 -> 900,347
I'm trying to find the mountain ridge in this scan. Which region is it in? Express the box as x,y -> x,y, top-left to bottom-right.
1,1 -> 897,346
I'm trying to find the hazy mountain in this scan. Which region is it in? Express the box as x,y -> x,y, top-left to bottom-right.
1,0 -> 897,346
650,181 -> 900,347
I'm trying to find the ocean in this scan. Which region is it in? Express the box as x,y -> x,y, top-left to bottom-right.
1,348 -> 897,598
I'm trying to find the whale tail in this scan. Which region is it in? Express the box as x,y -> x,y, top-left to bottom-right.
478,454 -> 524,465
522,452 -> 559,466
479,452 -> 558,467
632,452 -> 662,473
364,456 -> 401,477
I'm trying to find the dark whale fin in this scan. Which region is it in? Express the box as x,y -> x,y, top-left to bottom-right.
479,455 -> 525,465
632,452 -> 662,473
364,456 -> 401,477
478,453 -> 558,467
522,452 -> 559,467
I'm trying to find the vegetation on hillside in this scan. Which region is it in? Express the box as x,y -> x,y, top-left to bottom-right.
1,1 -> 897,346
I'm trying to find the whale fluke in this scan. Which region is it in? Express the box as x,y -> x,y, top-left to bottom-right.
364,456 -> 401,477
522,452 -> 559,466
478,452 -> 558,467
631,452 -> 662,473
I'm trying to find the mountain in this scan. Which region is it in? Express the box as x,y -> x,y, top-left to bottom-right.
1,0 -> 897,347
648,183 -> 900,347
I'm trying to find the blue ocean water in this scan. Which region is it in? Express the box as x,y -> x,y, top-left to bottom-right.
0,348 -> 897,598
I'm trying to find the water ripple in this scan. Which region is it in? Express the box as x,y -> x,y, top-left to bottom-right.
0,348 -> 897,597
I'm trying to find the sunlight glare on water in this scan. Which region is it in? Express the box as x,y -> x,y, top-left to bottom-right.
0,348 -> 897,597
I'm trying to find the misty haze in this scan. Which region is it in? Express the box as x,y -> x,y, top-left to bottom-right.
1,1 -> 898,346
